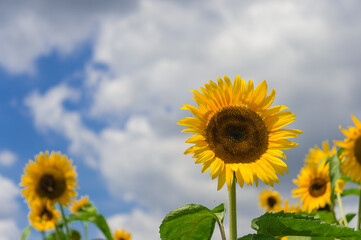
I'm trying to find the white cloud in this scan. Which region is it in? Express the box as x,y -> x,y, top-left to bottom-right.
24,84 -> 99,167
108,209 -> 161,240
0,175 -> 20,240
0,174 -> 19,218
0,0 -> 138,74
0,150 -> 17,167
0,219 -> 20,240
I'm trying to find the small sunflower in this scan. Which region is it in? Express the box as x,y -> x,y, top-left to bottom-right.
178,75 -> 302,190
114,229 -> 132,240
292,159 -> 331,213
335,115 -> 361,183
71,195 -> 91,213
259,189 -> 282,212
305,141 -> 336,166
29,199 -> 61,232
20,151 -> 78,206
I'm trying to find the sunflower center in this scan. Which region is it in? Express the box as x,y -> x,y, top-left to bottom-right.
309,177 -> 327,197
40,206 -> 53,221
354,136 -> 361,165
206,106 -> 268,164
267,196 -> 277,208
36,174 -> 66,200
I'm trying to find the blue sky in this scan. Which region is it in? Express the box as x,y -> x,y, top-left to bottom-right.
1,1 -> 361,239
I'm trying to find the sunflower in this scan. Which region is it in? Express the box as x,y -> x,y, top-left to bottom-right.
29,199 -> 61,232
71,195 -> 91,213
259,189 -> 282,212
292,159 -> 331,213
335,115 -> 361,183
178,75 -> 301,190
114,229 -> 132,240
305,141 -> 336,166
20,151 -> 78,206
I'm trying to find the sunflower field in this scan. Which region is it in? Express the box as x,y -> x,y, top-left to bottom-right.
19,75 -> 361,240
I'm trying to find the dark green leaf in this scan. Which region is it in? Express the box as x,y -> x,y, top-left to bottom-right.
159,203 -> 225,240
251,211 -> 361,239
345,213 -> 357,223
341,188 -> 360,197
237,233 -> 275,240
327,153 -> 342,209
20,226 -> 33,240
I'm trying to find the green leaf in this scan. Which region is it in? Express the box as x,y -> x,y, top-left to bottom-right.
68,212 -> 112,240
237,233 -> 275,240
312,210 -> 336,224
251,211 -> 361,239
20,226 -> 33,240
46,231 -> 67,240
327,153 -> 342,209
341,188 -> 361,197
159,203 -> 225,240
345,213 -> 357,223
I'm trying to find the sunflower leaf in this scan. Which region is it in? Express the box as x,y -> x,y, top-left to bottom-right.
68,212 -> 112,240
237,233 -> 275,240
327,152 -> 342,209
20,226 -> 33,240
312,210 -> 336,224
159,203 -> 225,240
251,211 -> 361,239
341,188 -> 361,197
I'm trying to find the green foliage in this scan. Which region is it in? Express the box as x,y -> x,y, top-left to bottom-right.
159,203 -> 225,240
237,234 -> 275,240
341,188 -> 361,197
68,211 -> 112,240
46,231 -> 67,240
312,210 -> 336,224
251,211 -> 361,239
20,226 -> 33,240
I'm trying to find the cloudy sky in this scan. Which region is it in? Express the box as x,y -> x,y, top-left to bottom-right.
1,0 -> 361,239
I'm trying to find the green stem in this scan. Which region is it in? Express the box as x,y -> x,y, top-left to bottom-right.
358,189 -> 361,230
215,217 -> 226,240
41,231 -> 46,240
84,221 -> 88,240
228,176 -> 237,240
55,225 -> 61,240
335,182 -> 347,226
59,204 -> 72,239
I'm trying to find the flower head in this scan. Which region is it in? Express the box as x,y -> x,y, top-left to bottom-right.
20,151 -> 78,206
29,199 -> 61,232
259,189 -> 282,212
114,229 -> 132,240
178,75 -> 301,190
71,195 -> 91,214
335,115 -> 361,183
292,159 -> 331,213
305,141 -> 336,166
